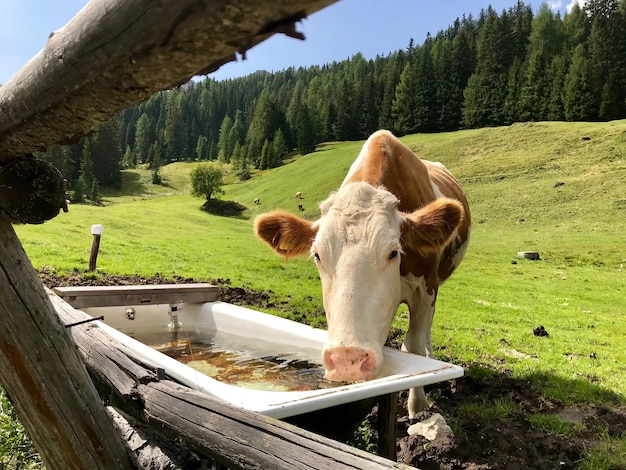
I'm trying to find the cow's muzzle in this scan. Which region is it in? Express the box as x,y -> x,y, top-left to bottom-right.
322,345 -> 378,382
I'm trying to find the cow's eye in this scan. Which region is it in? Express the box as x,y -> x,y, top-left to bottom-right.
314,253 -> 321,263
389,250 -> 398,260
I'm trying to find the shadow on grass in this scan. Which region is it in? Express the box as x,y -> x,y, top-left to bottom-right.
102,172 -> 180,200
117,171 -> 146,196
200,199 -> 251,220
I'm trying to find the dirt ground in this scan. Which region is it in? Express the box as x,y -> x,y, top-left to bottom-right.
41,269 -> 626,470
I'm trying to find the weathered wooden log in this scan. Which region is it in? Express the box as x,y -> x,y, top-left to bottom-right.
51,291 -> 413,470
0,0 -> 338,161
0,155 -> 67,223
0,219 -> 133,469
108,407 -> 207,469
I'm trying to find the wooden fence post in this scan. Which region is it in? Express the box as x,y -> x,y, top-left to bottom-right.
0,218 -> 133,469
89,224 -> 104,271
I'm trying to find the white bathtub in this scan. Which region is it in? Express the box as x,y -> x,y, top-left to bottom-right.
82,301 -> 463,419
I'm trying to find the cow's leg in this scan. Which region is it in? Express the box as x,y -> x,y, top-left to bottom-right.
402,286 -> 437,418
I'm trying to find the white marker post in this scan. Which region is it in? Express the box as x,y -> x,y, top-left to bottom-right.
88,224 -> 103,271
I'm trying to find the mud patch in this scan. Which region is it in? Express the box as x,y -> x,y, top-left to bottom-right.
366,374 -> 626,469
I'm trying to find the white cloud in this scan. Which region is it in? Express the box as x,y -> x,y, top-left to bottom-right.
566,0 -> 588,13
546,0 -> 588,14
547,0 -> 564,12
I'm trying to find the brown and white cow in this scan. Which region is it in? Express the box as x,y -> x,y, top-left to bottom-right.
254,130 -> 470,417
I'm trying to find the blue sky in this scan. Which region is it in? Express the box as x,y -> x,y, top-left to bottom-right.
0,0 -> 583,85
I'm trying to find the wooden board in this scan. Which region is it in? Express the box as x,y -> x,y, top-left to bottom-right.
53,283 -> 220,308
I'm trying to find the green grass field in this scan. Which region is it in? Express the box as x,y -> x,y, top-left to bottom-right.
7,120 -> 626,468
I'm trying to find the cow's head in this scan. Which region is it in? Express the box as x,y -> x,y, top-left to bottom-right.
254,182 -> 463,382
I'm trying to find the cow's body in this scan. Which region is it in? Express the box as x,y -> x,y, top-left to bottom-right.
255,130 -> 470,417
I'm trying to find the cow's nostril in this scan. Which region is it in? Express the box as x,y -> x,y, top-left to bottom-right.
322,349 -> 336,370
360,352 -> 376,373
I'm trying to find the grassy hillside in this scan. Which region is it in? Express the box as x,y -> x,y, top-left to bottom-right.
10,120 -> 626,468
14,120 -> 626,380
16,119 -> 626,385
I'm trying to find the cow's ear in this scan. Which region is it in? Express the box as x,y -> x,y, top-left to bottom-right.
401,198 -> 464,256
254,210 -> 317,259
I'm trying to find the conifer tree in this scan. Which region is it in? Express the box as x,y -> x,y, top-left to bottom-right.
217,115 -> 233,163
273,129 -> 288,162
233,143 -> 251,181
133,113 -> 152,165
519,4 -> 565,121
163,93 -> 185,162
91,118 -> 122,188
246,90 -> 285,168
463,7 -> 513,127
413,36 -> 438,132
503,57 -> 524,124
208,141 -> 217,161
294,104 -> 316,155
90,180 -> 102,205
378,51 -> 406,132
392,62 -> 419,135
563,44 -> 596,121
72,177 -> 85,203
360,70 -> 378,137
433,37 -> 458,131
259,139 -> 272,170
227,110 -> 245,161
332,79 -> 357,141
80,139 -> 96,199
587,0 -> 626,120
546,54 -> 567,120
121,146 -> 133,169
196,136 -> 208,160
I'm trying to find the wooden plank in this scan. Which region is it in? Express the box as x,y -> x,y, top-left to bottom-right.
140,381 -> 413,470
0,0 -> 338,160
53,283 -> 220,308
107,407 -> 209,469
50,291 -> 156,398
0,219 -> 133,469
50,290 -> 414,470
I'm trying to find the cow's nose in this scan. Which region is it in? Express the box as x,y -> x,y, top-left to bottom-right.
323,346 -> 377,382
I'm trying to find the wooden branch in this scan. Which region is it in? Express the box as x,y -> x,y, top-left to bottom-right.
0,219 -> 133,469
51,291 -> 412,470
0,0 -> 338,161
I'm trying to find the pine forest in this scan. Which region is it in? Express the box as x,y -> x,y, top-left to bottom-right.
41,0 -> 626,198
